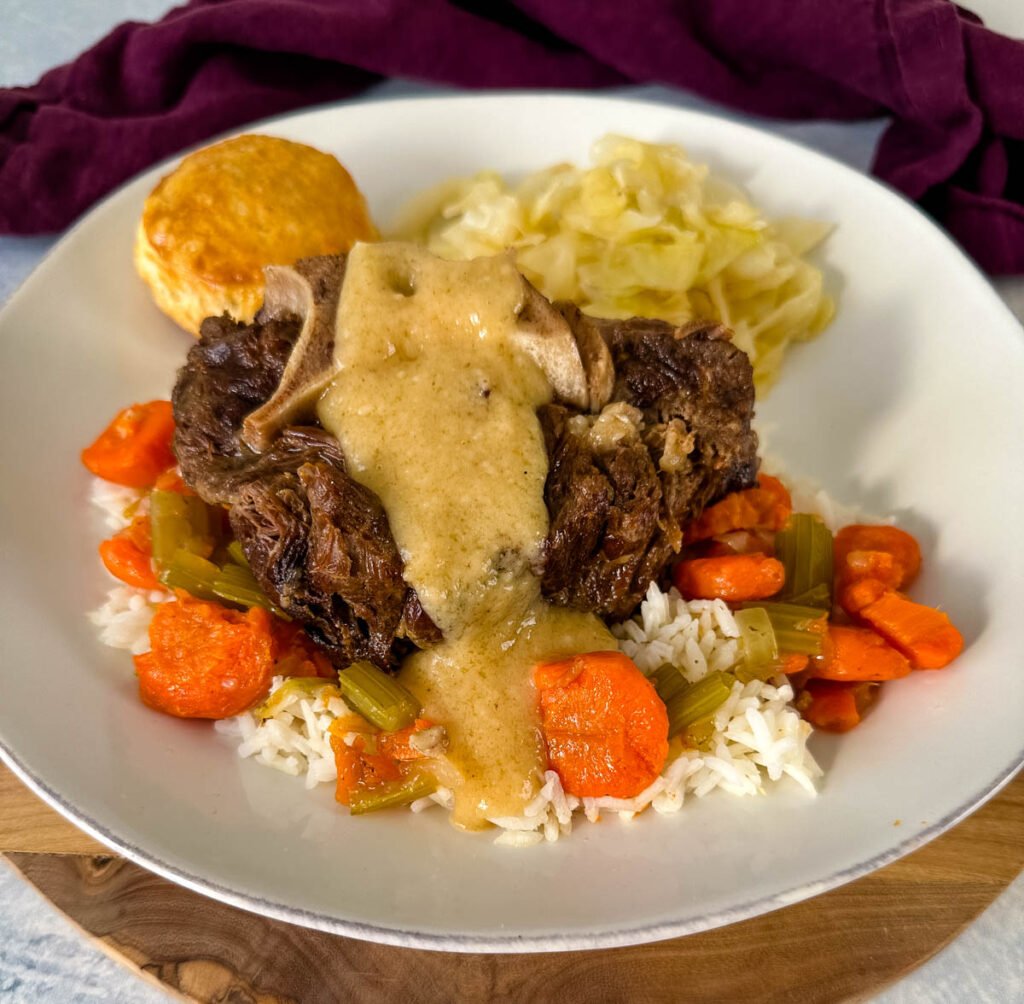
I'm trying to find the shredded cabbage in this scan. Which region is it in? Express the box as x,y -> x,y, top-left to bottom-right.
392,135 -> 834,391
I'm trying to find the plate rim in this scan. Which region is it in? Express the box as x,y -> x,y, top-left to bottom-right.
2,91 -> 1023,953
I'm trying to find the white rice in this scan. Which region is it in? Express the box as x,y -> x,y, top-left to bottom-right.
88,480 -> 164,654
209,581 -> 821,845
88,585 -> 166,654
215,677 -> 350,788
90,479 -> 144,531
86,473 -> 827,845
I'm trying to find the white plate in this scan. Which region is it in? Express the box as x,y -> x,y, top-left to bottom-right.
1,95 -> 1022,953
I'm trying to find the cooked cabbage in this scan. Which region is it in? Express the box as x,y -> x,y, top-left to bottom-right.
392,135 -> 834,391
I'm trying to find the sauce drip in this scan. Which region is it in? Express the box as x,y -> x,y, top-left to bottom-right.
318,243 -> 612,829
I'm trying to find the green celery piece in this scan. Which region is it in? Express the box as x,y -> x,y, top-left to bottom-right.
337,661 -> 421,732
776,514 -> 833,610
742,601 -> 827,656
681,717 -> 716,751
212,562 -> 290,619
735,606 -> 778,670
349,770 -> 437,815
665,671 -> 734,738
150,490 -> 212,567
652,663 -> 688,704
787,583 -> 832,609
256,679 -> 338,720
150,491 -> 189,566
733,661 -> 783,684
226,540 -> 248,567
159,549 -> 221,601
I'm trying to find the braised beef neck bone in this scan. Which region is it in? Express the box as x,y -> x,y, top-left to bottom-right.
172,248 -> 758,661
234,252 -> 614,455
540,315 -> 758,618
241,257 -> 347,453
514,279 -> 613,412
171,260 -> 441,669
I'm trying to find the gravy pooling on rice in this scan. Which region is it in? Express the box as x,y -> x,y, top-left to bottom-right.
317,243 -> 614,829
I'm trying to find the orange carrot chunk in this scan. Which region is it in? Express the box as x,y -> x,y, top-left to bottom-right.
329,727 -> 408,806
703,529 -> 777,557
834,525 -> 921,591
685,475 -> 793,542
81,401 -> 177,488
799,680 -> 878,733
781,652 -> 810,675
152,467 -> 194,495
271,620 -> 336,679
533,651 -> 669,799
98,534 -> 161,591
838,577 -> 889,617
330,737 -> 364,807
673,553 -> 785,602
858,591 -> 964,669
134,593 -> 275,718
377,719 -> 437,762
812,625 -> 911,682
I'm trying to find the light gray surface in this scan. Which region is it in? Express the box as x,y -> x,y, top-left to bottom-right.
0,4 -> 1021,1003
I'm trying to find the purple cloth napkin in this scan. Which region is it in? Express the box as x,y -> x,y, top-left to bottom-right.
2,0 -> 1022,273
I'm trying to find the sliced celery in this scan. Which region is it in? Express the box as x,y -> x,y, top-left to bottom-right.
226,540 -> 248,567
681,717 -> 716,751
742,601 -> 827,656
652,663 -> 688,704
150,490 -> 212,566
776,514 -> 833,610
734,661 -> 784,685
212,562 -> 290,619
337,661 -> 421,732
735,607 -> 778,668
256,678 -> 339,720
665,671 -> 734,738
789,583 -> 831,609
348,770 -> 437,815
159,549 -> 221,601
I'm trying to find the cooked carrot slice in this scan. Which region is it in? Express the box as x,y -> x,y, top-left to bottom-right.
81,401 -> 176,488
780,652 -> 810,675
812,625 -> 911,682
331,739 -> 364,807
271,620 -> 336,679
533,651 -> 668,799
134,593 -> 275,718
377,719 -> 437,762
702,529 -> 777,557
98,533 -> 161,591
858,591 -> 964,669
673,553 -> 785,602
152,467 -> 194,495
329,729 -> 406,806
838,577 -> 889,616
799,680 -> 878,733
834,525 -> 921,591
685,475 -> 792,543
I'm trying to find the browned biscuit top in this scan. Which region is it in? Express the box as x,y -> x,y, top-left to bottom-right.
140,134 -> 378,289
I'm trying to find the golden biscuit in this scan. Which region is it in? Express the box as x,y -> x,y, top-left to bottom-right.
135,134 -> 378,333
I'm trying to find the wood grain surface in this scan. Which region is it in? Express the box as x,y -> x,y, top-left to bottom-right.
0,763 -> 106,855
2,764 -> 1022,1004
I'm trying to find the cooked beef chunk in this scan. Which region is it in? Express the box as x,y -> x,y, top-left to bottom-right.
541,309 -> 758,617
539,402 -> 666,619
172,257 -> 440,669
228,429 -> 439,664
172,255 -> 758,668
172,318 -> 288,502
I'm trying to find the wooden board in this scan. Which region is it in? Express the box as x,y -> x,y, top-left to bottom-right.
3,764 -> 1022,1003
0,764 -> 107,855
